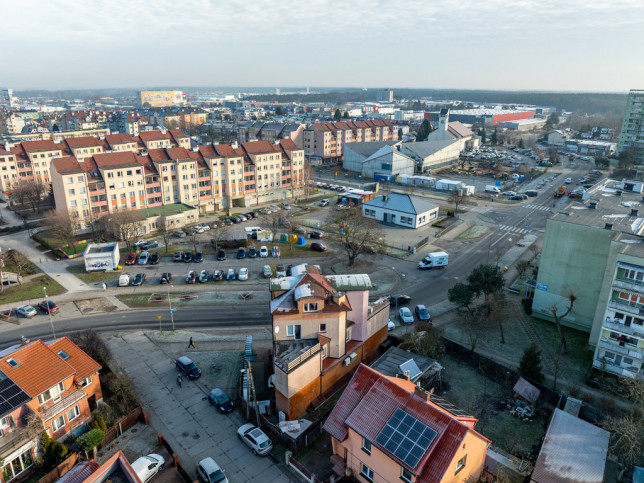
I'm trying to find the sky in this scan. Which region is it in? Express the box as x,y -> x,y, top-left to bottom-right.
1,0 -> 643,92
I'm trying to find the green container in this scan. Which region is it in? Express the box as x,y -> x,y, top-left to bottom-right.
280,233 -> 288,242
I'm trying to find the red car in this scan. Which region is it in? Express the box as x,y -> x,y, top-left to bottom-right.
311,243 -> 327,252
361,245 -> 376,254
38,300 -> 59,314
125,253 -> 137,265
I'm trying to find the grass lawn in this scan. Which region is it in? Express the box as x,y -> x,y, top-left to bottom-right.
2,253 -> 41,275
66,263 -> 119,284
60,243 -> 89,256
0,275 -> 66,305
116,294 -> 153,308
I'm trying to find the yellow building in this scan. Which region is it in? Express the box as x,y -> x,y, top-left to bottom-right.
139,90 -> 184,107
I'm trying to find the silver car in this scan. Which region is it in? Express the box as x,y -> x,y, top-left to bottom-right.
16,305 -> 37,318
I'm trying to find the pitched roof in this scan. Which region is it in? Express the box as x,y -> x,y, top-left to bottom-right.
278,138 -> 297,150
0,340 -> 75,397
47,337 -> 102,381
139,130 -> 169,141
93,151 -> 140,168
165,147 -> 191,160
363,192 -> 439,215
401,139 -> 458,159
52,157 -> 85,174
21,140 -> 60,152
447,121 -> 473,138
242,140 -> 280,154
344,141 -> 400,159
105,133 -> 135,145
64,136 -> 100,148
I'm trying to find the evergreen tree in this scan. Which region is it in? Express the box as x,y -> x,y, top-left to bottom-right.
342,111 -> 350,119
479,127 -> 487,144
519,343 -> 545,383
491,127 -> 498,145
416,119 -> 433,142
334,109 -> 342,121
275,106 -> 285,116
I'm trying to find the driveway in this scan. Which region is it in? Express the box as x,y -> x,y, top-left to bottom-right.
104,330 -> 295,483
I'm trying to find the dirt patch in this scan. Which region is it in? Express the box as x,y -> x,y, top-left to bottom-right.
456,224 -> 492,240
74,298 -> 119,314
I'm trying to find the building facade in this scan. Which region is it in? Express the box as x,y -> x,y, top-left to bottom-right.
362,193 -> 439,229
617,89 -> 644,164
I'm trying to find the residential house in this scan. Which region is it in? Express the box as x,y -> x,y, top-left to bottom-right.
238,121 -> 306,148
323,364 -> 490,483
270,265 -> 389,419
362,193 -> 439,229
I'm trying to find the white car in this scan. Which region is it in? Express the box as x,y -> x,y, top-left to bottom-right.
15,305 -> 37,318
238,268 -> 248,281
196,223 -> 211,231
501,191 -> 516,197
565,177 -> 572,184
399,307 -> 414,324
196,457 -> 228,483
237,424 -> 273,456
131,454 -> 164,483
259,246 -> 268,258
138,251 -> 149,265
319,199 -> 329,207
388,320 -> 395,331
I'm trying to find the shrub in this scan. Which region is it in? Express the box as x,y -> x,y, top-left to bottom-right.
76,429 -> 104,451
102,373 -> 140,416
519,343 -> 544,383
92,403 -> 118,428
91,415 -> 107,433
68,329 -> 112,370
569,384 -> 581,397
41,431 -> 68,469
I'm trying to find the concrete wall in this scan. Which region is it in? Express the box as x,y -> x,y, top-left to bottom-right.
362,150 -> 414,179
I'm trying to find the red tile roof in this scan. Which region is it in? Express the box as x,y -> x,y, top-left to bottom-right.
242,140 -> 280,154
148,149 -> 171,162
165,147 -> 190,160
278,138 -> 297,150
0,340 -> 75,397
64,136 -> 101,148
48,337 -> 102,381
93,151 -> 140,168
21,140 -> 60,152
169,129 -> 187,139
198,145 -> 217,158
52,157 -> 83,174
213,144 -> 237,156
139,130 -> 169,141
105,133 -> 135,145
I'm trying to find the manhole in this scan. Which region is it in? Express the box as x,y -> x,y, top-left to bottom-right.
182,431 -> 189,437
192,432 -> 200,440
105,306 -> 117,312
82,308 -> 93,313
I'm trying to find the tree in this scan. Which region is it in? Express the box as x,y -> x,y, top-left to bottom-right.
103,210 -> 145,253
86,212 -> 108,242
207,125 -> 216,144
549,293 -> 576,354
595,156 -> 610,168
157,216 -> 172,254
618,149 -> 636,169
11,178 -> 47,214
448,187 -> 466,213
91,415 -> 107,433
209,222 -> 230,251
479,127 -> 486,144
448,283 -> 475,316
602,414 -> 644,466
490,127 -> 498,145
259,211 -> 283,244
329,206 -> 383,266
515,260 -> 531,279
102,373 -> 140,414
275,106 -> 285,116
334,109 -> 342,121
188,228 -> 200,253
5,250 -> 30,285
518,138 -> 525,149
467,264 -> 505,301
547,112 -> 560,127
301,161 -> 316,201
448,282 -> 484,351
400,326 -> 445,360
342,111 -> 350,119
416,119 -> 433,142
69,329 -> 113,369
41,430 -> 69,469
519,343 -> 545,383
76,428 -> 105,458
44,209 -> 80,253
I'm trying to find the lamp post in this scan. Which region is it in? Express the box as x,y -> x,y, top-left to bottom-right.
167,284 -> 175,331
43,286 -> 56,340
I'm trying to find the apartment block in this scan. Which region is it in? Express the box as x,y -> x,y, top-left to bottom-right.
303,120 -> 397,165
238,121 -> 305,147
617,89 -> 644,164
270,264 -> 389,419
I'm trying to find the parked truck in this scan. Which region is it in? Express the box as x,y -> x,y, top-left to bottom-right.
418,251 -> 449,270
554,185 -> 567,198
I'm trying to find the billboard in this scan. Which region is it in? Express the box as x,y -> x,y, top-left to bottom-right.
139,90 -> 184,107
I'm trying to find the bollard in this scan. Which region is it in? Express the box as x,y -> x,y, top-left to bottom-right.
172,453 -> 179,467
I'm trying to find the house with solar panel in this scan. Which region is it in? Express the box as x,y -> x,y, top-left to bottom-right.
324,364 -> 490,483
0,337 -> 102,452
270,264 -> 390,420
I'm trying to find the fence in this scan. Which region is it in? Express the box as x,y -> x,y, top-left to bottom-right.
97,407 -> 146,450
159,434 -> 195,483
286,452 -> 324,483
37,452 -> 79,483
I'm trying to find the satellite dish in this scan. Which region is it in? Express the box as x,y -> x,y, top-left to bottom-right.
274,326 -> 279,334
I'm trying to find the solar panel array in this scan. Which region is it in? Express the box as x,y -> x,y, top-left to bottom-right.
399,359 -> 422,381
376,408 -> 437,469
0,370 -> 30,417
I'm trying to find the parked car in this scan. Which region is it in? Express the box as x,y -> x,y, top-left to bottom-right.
248,247 -> 257,258
137,251 -> 149,265
262,265 -> 273,278
211,270 -> 223,281
259,246 -> 268,258
237,247 -> 246,259
281,203 -> 291,210
361,244 -> 376,254
190,226 -> 205,234
390,294 -> 411,306
208,388 -> 234,414
399,307 -> 414,324
565,177 -> 573,184
319,199 -> 329,207
217,249 -> 227,261
275,265 -> 286,277
132,454 -> 165,483
149,252 -> 160,265
186,270 -> 196,284
38,300 -> 59,314
174,230 -> 186,238
311,242 -> 327,252
125,253 -> 137,265
194,252 -> 204,263
502,191 -> 516,197
245,212 -> 256,219
183,252 -> 193,263
388,320 -> 395,331
238,268 -> 248,281
415,305 -> 432,323
309,231 -> 323,239
131,273 -> 146,286
237,424 -> 273,456
176,355 -> 201,379
196,457 -> 228,483
16,305 -> 37,318
160,273 -> 172,284
510,194 -> 528,201
272,246 -> 280,258
198,270 -> 209,283
278,217 -> 291,228
173,252 -> 184,262
196,223 -> 210,232
226,268 -> 236,280
118,274 -> 130,287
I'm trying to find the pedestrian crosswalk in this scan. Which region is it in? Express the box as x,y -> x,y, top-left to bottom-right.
524,203 -> 552,212
498,224 -> 530,234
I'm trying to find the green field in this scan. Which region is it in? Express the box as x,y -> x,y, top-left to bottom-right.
0,275 -> 66,305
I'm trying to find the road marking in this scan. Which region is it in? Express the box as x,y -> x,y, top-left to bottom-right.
498,225 -> 529,234
525,204 -> 552,211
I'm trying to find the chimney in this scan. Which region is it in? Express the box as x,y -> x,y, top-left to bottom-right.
605,223 -> 613,230
382,194 -> 388,202
632,209 -> 639,217
414,385 -> 432,402
400,372 -> 411,381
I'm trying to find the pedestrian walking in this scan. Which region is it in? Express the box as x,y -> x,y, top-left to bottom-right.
176,374 -> 183,388
188,337 -> 195,349
102,282 -> 107,291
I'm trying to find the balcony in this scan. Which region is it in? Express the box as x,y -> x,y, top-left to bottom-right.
147,201 -> 162,208
0,427 -> 38,458
274,339 -> 320,373
597,339 -> 643,360
602,319 -> 644,339
593,359 -> 641,379
145,181 -> 161,188
41,389 -> 87,421
608,299 -> 644,316
613,277 -> 644,294
91,200 -> 108,207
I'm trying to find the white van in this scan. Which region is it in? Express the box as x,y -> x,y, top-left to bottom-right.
118,274 -> 130,287
485,185 -> 501,194
131,454 -> 164,482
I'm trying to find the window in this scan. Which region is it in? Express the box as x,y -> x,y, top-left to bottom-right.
68,188 -> 75,195
52,415 -> 65,432
322,345 -> 327,358
346,329 -> 350,341
286,325 -> 301,339
319,324 -> 327,333
360,464 -> 374,481
401,467 -> 412,483
364,208 -> 375,216
66,177 -> 74,184
2,449 -> 33,481
303,303 -> 318,312
6,358 -> 18,368
70,200 -> 77,207
79,187 -> 86,194
67,405 -> 80,421
126,170 -> 132,176
455,455 -> 467,474
57,350 -> 70,360
362,438 -> 371,455
77,175 -> 84,182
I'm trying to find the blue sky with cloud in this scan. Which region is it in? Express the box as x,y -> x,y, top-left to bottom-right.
1,0 -> 642,91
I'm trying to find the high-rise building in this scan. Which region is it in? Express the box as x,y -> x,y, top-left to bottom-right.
377,88 -> 394,103
617,89 -> 644,163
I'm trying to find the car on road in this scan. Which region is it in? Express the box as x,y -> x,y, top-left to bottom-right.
237,247 -> 246,259
226,268 -> 236,281
125,253 -> 137,265
388,320 -> 395,331
196,457 -> 228,483
176,355 -> 201,379
565,177 -> 572,184
132,453 -> 165,483
173,252 -> 184,262
16,305 -> 37,318
217,249 -> 227,261
237,424 -> 273,456
311,242 -> 326,252
390,294 -> 411,307
275,265 -> 286,277
319,199 -> 329,207
194,252 -> 204,263
238,268 -> 249,281
131,273 -> 146,286
263,265 -> 272,278
309,231 -> 323,239
248,247 -> 257,258
208,388 -> 234,414
149,252 -> 160,265
399,307 -> 414,324
198,270 -> 209,283
415,305 -> 432,323
183,252 -> 193,263
525,190 -> 538,197
211,270 -> 223,281
259,246 -> 268,258
38,300 -> 59,314
173,230 -> 186,238
160,273 -> 172,284
186,270 -> 196,284
137,251 -> 149,265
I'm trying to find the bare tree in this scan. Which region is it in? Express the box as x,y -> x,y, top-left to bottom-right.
329,206 -> 383,266
209,222 -> 230,251
549,293 -> 577,354
5,250 -> 30,285
259,211 -> 283,244
86,212 -> 108,242
157,216 -> 172,254
602,414 -> 644,467
188,229 -> 200,253
515,260 -> 530,279
301,161 -> 316,201
448,187 -> 466,213
104,210 -> 145,253
10,178 -> 47,214
44,209 -> 80,253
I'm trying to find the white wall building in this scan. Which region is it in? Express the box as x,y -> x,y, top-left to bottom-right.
362,192 -> 439,229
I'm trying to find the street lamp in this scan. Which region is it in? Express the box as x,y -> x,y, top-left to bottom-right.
167,284 -> 175,332
43,286 -> 56,340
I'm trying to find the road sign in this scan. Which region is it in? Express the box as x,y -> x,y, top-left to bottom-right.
171,309 -> 177,312
537,283 -> 548,291
157,315 -> 162,320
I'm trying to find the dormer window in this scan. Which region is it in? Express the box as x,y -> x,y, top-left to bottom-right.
57,350 -> 70,360
6,358 -> 19,368
303,303 -> 318,312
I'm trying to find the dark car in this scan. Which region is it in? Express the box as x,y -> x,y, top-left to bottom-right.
173,252 -> 184,262
176,356 -> 201,380
237,247 -> 246,259
160,273 -> 172,284
38,300 -> 59,314
212,270 -> 223,281
309,231 -> 324,239
415,305 -> 432,323
311,242 -> 327,252
186,270 -> 196,284
390,294 -> 411,307
217,249 -> 227,261
208,388 -> 233,414
194,252 -> 204,263
149,252 -> 160,265
248,247 -> 257,258
510,194 -> 527,201
245,212 -> 256,219
131,273 -> 146,286
125,253 -> 137,265
183,252 -> 193,263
